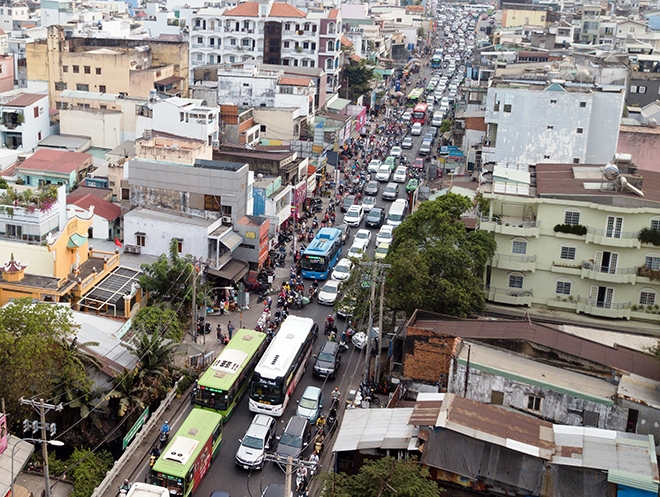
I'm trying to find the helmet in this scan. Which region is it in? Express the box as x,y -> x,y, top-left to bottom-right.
334,387 -> 339,391
164,421 -> 169,424
124,480 -> 129,484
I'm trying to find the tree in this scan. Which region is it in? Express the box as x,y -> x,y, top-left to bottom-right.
49,448 -> 114,497
104,367 -> 148,418
0,298 -> 84,420
439,119 -> 452,134
343,61 -> 374,102
124,327 -> 177,379
384,193 -> 496,318
132,304 -> 183,340
319,456 -> 443,497
417,27 -> 425,39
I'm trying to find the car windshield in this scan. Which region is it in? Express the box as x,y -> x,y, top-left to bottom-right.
322,284 -> 338,294
318,352 -> 335,362
380,232 -> 392,241
386,186 -> 396,193
364,197 -> 375,205
356,232 -> 368,240
242,435 -> 264,450
280,433 -> 302,448
335,264 -> 349,274
377,246 -> 388,254
299,397 -> 318,409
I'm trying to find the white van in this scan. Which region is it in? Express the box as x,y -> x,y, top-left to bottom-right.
432,113 -> 444,127
411,122 -> 423,136
387,199 -> 408,227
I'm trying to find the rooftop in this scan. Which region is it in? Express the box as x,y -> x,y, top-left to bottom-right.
124,207 -> 216,228
3,93 -> 46,107
67,193 -> 121,221
18,149 -> 92,174
279,76 -> 312,86
332,408 -> 419,453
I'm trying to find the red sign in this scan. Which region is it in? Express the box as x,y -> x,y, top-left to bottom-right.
0,414 -> 7,456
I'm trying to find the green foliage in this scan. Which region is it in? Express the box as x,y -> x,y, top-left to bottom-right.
333,260 -> 373,326
140,238 -> 195,316
344,61 -> 374,102
0,177 -> 9,189
439,119 -> 452,133
639,227 -> 660,246
384,194 -> 496,318
124,327 -> 177,379
50,448 -> 114,497
0,298 -> 84,421
553,223 -> 587,236
474,192 -> 490,216
417,27 -> 425,38
132,304 -> 183,340
104,367 -> 147,418
319,456 -> 443,497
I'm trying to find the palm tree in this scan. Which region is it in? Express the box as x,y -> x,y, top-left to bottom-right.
123,326 -> 177,378
105,368 -> 148,417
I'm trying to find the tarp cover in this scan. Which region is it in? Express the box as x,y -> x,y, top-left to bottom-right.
421,429 -> 545,495
545,465 -> 614,497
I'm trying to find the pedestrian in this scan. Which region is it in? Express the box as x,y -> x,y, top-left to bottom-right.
216,324 -> 222,342
227,321 -> 234,339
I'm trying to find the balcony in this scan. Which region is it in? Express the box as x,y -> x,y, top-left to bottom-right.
192,42 -> 207,48
576,297 -> 631,319
491,253 -> 536,272
479,216 -> 540,238
585,227 -> 641,249
485,286 -> 533,307
579,261 -> 637,284
551,261 -> 582,276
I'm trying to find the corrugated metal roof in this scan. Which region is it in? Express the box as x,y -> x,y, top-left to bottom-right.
608,469 -> 659,493
332,408 -> 418,453
60,89 -> 118,102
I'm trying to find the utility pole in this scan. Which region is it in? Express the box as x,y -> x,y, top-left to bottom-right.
359,261 -> 391,383
19,398 -> 62,497
263,453 -> 318,495
375,271 -> 386,384
191,264 -> 197,343
284,456 -> 293,497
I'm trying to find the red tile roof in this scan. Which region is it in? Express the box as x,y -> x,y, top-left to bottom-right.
328,8 -> 338,19
279,76 -> 311,86
341,35 -> 353,47
268,2 -> 306,17
350,54 -> 362,62
68,193 -> 121,221
5,93 -> 46,107
18,149 -> 92,174
223,2 -> 259,17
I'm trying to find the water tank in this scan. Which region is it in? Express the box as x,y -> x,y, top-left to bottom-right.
603,163 -> 619,180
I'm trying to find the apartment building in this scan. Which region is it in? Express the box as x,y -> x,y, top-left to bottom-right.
480,162 -> 660,324
308,9 -> 342,93
484,76 -> 625,166
0,92 -> 49,151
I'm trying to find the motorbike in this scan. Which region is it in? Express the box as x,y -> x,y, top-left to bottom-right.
159,430 -> 169,448
308,286 -> 317,301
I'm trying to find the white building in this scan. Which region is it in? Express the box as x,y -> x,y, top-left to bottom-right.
67,193 -> 120,241
484,78 -> 625,166
150,97 -> 220,145
0,3 -> 30,33
0,92 -> 50,151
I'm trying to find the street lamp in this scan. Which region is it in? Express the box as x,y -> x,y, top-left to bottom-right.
10,438 -> 64,497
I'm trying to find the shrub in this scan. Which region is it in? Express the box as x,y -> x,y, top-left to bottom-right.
553,224 -> 587,236
638,227 -> 660,246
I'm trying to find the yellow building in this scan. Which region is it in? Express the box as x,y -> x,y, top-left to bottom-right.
27,25 -> 189,110
0,212 -> 141,318
501,3 -> 549,28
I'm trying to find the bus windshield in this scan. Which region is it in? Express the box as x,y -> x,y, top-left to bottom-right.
301,255 -> 327,272
251,379 -> 283,405
196,388 -> 228,410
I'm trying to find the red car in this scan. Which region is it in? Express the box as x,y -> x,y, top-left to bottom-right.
413,158 -> 425,170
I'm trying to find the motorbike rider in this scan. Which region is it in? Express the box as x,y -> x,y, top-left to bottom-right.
119,480 -> 131,494
331,388 -> 341,403
160,421 -> 170,440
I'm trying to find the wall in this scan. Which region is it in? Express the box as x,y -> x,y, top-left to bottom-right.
123,210 -> 208,257
68,206 -> 111,240
449,363 -> 628,431
253,107 -> 298,141
217,72 -> 277,108
400,325 -> 456,384
60,109 -> 124,149
617,126 -> 660,172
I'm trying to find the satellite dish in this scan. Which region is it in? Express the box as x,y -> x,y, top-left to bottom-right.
603,163 -> 619,180
575,69 -> 591,82
257,173 -> 263,179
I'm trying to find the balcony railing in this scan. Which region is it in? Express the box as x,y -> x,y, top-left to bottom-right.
481,216 -> 539,229
486,286 -> 533,298
577,297 -> 629,310
586,227 -> 638,239
585,226 -> 641,248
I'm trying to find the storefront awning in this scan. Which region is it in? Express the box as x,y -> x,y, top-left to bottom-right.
67,233 -> 87,248
219,231 -> 243,252
0,436 -> 35,497
206,259 -> 249,282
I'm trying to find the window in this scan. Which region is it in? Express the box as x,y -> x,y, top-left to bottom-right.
630,85 -> 637,93
176,239 -> 183,253
556,280 -> 571,295
640,290 -> 656,306
512,239 -> 527,255
651,218 -> 660,231
503,94 -> 512,112
490,391 -> 504,405
73,65 -> 79,73
493,93 -> 500,111
639,86 -> 647,94
547,125 -> 553,129
84,65 -> 90,74
260,125 -> 266,132
54,82 -> 67,91
580,101 -> 586,107
577,128 -> 583,134
527,395 -> 542,411
136,234 -> 145,246
563,211 -> 580,226
96,67 -> 101,75
560,245 -> 576,260
76,84 -> 89,91
204,194 -> 222,211
327,40 -> 333,51
605,216 -> 623,238
509,274 -> 523,289
63,65 -> 68,73
583,410 -> 599,427
121,188 -> 129,200
573,158 -> 580,164
645,255 -> 660,270
6,224 -> 21,238
99,85 -> 106,93
33,107 -> 38,118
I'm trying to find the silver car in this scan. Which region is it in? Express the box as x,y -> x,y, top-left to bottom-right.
235,414 -> 277,470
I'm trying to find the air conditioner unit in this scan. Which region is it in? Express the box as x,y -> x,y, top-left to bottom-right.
222,216 -> 232,224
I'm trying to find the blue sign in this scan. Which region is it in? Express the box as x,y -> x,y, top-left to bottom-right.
395,79 -> 401,92
440,146 -> 459,154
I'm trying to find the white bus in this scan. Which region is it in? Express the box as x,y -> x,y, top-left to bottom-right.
126,483 -> 170,497
248,315 -> 318,416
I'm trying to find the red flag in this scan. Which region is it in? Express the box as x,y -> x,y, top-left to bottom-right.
114,237 -> 122,248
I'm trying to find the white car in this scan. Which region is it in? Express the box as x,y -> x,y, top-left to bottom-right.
393,166 -> 407,183
344,204 -> 364,227
317,280 -> 341,305
411,123 -> 423,136
331,258 -> 353,281
354,228 -> 372,248
368,159 -> 382,174
390,146 -> 402,158
402,136 -> 414,149
402,111 -> 412,122
376,225 -> 394,245
376,165 -> 391,182
362,195 -> 376,213
347,239 -> 367,259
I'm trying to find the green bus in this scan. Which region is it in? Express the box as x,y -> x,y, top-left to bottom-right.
150,409 -> 223,497
194,328 -> 268,419
406,88 -> 424,107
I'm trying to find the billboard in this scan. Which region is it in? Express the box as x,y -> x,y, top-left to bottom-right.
0,413 -> 7,456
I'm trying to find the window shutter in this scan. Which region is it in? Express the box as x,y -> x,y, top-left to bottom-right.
609,253 -> 618,274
